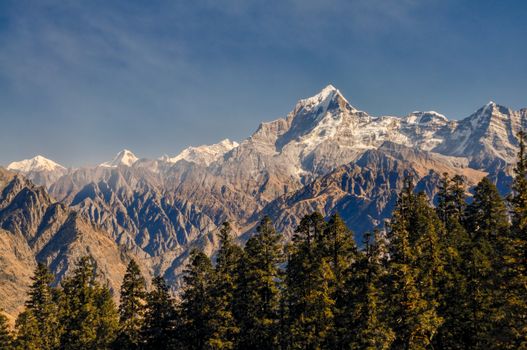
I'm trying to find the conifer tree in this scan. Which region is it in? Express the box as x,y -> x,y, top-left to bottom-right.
142,276 -> 178,350
434,174 -> 471,349
235,216 -> 283,350
116,259 -> 147,350
180,249 -> 215,350
24,263 -> 60,350
208,222 -> 243,349
0,312 -> 13,350
463,177 -> 510,349
285,212 -> 335,349
411,192 -> 445,300
344,231 -> 394,350
14,311 -> 41,350
59,256 -> 119,350
385,178 -> 443,349
503,130 -> 527,348
94,286 -> 119,350
320,213 -> 357,348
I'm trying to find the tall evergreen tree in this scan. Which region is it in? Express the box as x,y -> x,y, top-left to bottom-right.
503,130 -> 527,348
14,311 -> 41,350
463,177 -> 510,349
180,249 -> 215,350
0,312 -> 13,350
434,174 -> 471,349
344,231 -> 394,350
320,213 -> 357,348
385,178 -> 443,349
26,263 -> 59,350
208,222 -> 243,350
235,216 -> 283,350
142,276 -> 178,350
14,263 -> 60,350
94,287 -> 120,350
116,259 -> 147,350
285,212 -> 335,350
59,256 -> 119,350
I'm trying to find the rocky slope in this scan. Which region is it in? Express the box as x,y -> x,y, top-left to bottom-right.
0,169 -> 131,317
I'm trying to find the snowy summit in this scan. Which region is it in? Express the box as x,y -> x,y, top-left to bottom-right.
7,155 -> 66,173
162,139 -> 239,166
100,149 -> 139,168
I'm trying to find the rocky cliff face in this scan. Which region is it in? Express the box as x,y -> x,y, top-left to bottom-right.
0,170 -> 131,317
1,85 -> 525,319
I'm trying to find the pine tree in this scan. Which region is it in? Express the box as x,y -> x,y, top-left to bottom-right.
434,174 -> 471,349
142,276 -> 178,350
208,222 -> 243,349
59,256 -> 119,350
503,130 -> 527,348
0,312 -> 13,350
180,249 -> 215,350
14,311 -> 40,350
344,231 -> 394,350
463,177 -> 510,349
285,212 -> 335,350
385,178 -> 443,349
320,213 -> 357,348
235,216 -> 283,350
21,263 -> 60,350
411,192 -> 445,303
94,286 -> 119,350
116,259 -> 147,350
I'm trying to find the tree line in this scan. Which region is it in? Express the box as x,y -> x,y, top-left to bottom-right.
2,134 -> 527,349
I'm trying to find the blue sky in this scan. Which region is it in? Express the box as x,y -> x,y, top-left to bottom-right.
0,0 -> 526,166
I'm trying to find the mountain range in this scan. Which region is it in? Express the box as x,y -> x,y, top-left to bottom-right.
1,84 -> 525,319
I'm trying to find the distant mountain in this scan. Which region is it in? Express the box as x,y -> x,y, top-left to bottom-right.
435,102 -> 527,169
100,149 -> 139,168
7,155 -> 68,188
161,139 -> 239,166
1,85 -> 525,319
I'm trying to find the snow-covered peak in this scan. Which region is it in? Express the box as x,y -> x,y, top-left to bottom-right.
7,155 -> 66,173
296,84 -> 353,113
100,149 -> 139,168
405,111 -> 448,125
162,139 -> 239,166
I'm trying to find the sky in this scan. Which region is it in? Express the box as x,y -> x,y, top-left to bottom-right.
0,0 -> 526,166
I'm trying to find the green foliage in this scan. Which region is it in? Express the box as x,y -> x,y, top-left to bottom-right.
207,222 -> 243,349
320,214 -> 357,348
463,177 -> 510,349
434,174 -> 471,349
180,249 -> 215,350
14,263 -> 59,350
59,256 -> 119,350
142,276 -> 178,350
27,263 -> 59,349
385,178 -> 443,349
14,311 -> 40,350
116,259 -> 147,350
502,130 -> 527,348
235,216 -> 283,350
344,231 -> 394,350
285,212 -> 336,349
0,312 -> 14,350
